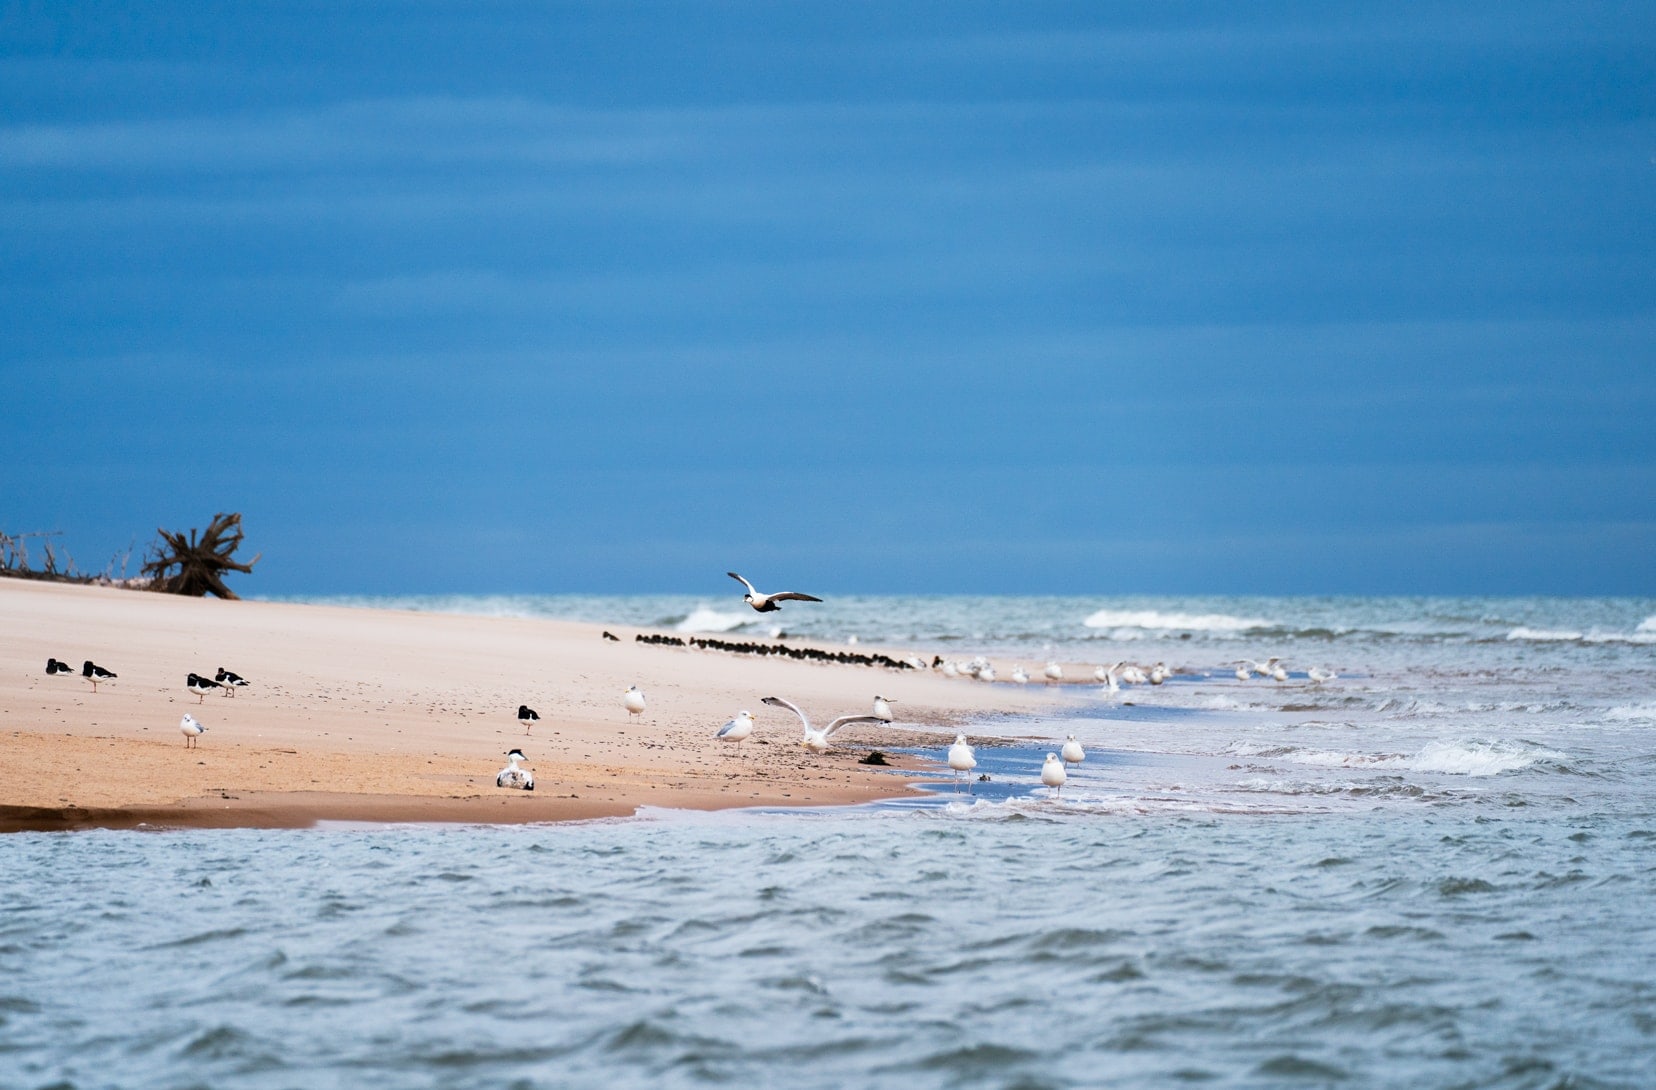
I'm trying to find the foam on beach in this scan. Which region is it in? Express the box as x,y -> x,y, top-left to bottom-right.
1223,739 -> 1562,777
672,606 -> 751,634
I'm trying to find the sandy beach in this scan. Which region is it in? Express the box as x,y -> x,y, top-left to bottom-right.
0,579 -> 1064,832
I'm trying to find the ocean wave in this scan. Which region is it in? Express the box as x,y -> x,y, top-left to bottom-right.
1081,609 -> 1274,633
672,607 -> 751,634
1639,615 -> 1656,634
1506,627 -> 1584,642
1223,739 -> 1562,777
1604,703 -> 1656,723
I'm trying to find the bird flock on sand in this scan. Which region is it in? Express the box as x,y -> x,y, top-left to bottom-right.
36,571 -> 1339,802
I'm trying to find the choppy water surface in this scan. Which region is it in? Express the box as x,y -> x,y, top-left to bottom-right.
5,596 -> 1655,1088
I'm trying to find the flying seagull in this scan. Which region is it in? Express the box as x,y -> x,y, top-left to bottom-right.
727,572 -> 822,613
760,696 -> 884,753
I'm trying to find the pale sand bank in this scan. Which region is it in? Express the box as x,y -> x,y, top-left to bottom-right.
1,579 -> 1067,831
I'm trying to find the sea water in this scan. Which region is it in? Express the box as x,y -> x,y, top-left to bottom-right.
3,596 -> 1654,1088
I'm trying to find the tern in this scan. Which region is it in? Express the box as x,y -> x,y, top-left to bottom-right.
716,709 -> 755,745
727,572 -> 823,613
871,695 -> 895,722
761,696 -> 884,753
496,749 -> 534,790
180,713 -> 206,748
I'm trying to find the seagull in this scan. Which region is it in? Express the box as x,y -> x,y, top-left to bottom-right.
1096,663 -> 1121,693
45,658 -> 75,676
1254,657 -> 1282,679
946,733 -> 977,788
977,664 -> 997,683
716,709 -> 755,745
760,696 -> 884,754
1307,667 -> 1338,684
180,713 -> 206,748
727,572 -> 823,613
1061,734 -> 1086,765
1044,662 -> 1064,683
517,704 -> 539,732
1010,665 -> 1030,685
1270,661 -> 1290,682
186,672 -> 223,703
1234,662 -> 1253,681
1120,665 -> 1148,685
871,695 -> 895,722
82,660 -> 116,692
215,667 -> 248,696
1041,752 -> 1067,796
623,686 -> 646,719
496,749 -> 534,790
1149,662 -> 1169,685
941,660 -> 961,679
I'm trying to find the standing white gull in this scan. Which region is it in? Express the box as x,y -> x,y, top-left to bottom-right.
1149,662 -> 1169,685
180,713 -> 206,748
871,695 -> 895,723
1307,667 -> 1338,684
727,572 -> 823,613
1061,734 -> 1086,765
496,749 -> 534,790
1041,753 -> 1067,796
623,686 -> 646,719
1010,665 -> 1030,685
760,696 -> 884,753
716,709 -> 755,745
946,733 -> 977,789
1044,662 -> 1064,683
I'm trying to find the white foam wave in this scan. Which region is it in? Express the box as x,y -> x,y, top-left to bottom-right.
1604,703 -> 1656,723
674,607 -> 751,634
1506,626 -> 1584,642
1081,609 -> 1273,633
1224,739 -> 1560,777
1638,615 -> 1656,634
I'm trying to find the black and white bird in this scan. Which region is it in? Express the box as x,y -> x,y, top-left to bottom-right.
180,713 -> 206,748
82,660 -> 116,691
727,572 -> 823,613
517,705 -> 540,732
496,748 -> 535,790
45,658 -> 75,676
187,672 -> 224,702
215,667 -> 248,695
760,695 -> 884,754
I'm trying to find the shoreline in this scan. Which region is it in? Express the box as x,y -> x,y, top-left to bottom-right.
1,580 -> 1068,833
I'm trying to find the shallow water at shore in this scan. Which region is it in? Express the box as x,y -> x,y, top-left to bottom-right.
5,801 -> 1654,1089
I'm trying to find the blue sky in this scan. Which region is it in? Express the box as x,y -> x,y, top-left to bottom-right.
2,2 -> 1652,595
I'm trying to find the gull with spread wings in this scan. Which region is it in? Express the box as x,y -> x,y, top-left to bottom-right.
761,696 -> 884,753
727,572 -> 823,613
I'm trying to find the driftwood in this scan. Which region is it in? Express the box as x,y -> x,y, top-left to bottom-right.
141,512 -> 260,599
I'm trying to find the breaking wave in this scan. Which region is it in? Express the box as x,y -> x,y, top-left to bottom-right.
1223,739 -> 1563,777
672,607 -> 751,634
1082,609 -> 1274,634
